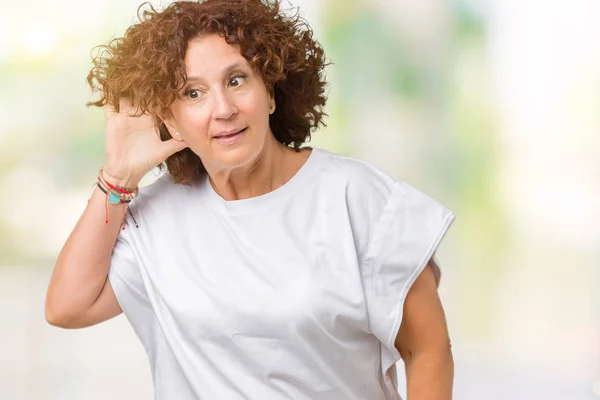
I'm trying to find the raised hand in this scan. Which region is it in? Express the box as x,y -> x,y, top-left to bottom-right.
102,98 -> 187,188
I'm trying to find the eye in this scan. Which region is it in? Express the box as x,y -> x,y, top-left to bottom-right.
184,88 -> 205,100
229,74 -> 247,87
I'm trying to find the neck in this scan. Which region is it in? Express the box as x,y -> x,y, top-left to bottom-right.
206,138 -> 307,201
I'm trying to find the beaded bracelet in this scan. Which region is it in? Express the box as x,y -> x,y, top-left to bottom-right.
98,168 -> 137,193
97,178 -> 138,204
96,182 -> 131,203
95,181 -> 139,228
96,169 -> 139,225
97,171 -> 139,205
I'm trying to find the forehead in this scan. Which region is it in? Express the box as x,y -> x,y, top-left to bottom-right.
184,34 -> 250,79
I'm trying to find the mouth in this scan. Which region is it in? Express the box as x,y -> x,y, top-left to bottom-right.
213,127 -> 247,145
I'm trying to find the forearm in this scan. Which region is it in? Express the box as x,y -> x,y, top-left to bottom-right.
45,185 -> 128,322
404,348 -> 454,400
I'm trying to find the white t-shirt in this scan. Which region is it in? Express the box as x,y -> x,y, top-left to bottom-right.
108,147 -> 455,400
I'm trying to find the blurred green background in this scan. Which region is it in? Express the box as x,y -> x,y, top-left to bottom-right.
1,0 -> 598,399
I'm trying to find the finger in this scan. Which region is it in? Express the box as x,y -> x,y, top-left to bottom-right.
160,138 -> 189,159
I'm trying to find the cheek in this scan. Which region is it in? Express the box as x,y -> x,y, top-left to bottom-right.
176,107 -> 211,138
242,93 -> 270,124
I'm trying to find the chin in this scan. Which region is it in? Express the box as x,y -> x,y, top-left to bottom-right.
210,144 -> 262,170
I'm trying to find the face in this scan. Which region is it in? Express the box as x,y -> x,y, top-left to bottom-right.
164,34 -> 275,172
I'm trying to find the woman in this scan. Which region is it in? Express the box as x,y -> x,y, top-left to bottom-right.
45,1 -> 456,399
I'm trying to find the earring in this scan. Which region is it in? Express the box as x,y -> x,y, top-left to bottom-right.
175,132 -> 180,136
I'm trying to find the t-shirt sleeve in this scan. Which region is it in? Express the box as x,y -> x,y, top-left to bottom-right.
108,236 -> 155,345
362,181 -> 455,363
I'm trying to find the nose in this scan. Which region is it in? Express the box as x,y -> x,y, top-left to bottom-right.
212,89 -> 237,120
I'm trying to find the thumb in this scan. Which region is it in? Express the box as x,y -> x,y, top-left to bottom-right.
160,138 -> 189,159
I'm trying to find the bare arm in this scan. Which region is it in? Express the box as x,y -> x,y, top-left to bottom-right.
395,260 -> 454,400
44,184 -> 133,329
45,99 -> 187,329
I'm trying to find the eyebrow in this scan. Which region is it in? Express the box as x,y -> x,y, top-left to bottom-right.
185,61 -> 249,84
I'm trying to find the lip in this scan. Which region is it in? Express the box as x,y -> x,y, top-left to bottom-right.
214,127 -> 246,138
213,127 -> 247,145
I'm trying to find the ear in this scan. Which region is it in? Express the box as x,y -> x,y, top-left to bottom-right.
264,84 -> 276,115
269,94 -> 276,115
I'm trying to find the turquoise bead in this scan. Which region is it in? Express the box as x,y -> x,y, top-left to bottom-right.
108,193 -> 121,205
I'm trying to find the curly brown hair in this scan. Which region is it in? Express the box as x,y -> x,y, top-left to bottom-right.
86,0 -> 329,184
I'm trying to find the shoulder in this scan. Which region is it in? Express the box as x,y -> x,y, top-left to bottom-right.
313,148 -> 396,193
311,148 -> 451,228
312,148 -> 398,210
307,149 -> 402,242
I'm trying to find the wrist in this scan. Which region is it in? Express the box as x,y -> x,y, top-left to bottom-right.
101,167 -> 141,189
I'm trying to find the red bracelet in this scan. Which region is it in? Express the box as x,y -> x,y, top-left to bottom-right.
96,169 -> 138,225
98,176 -> 134,194
98,168 -> 137,194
